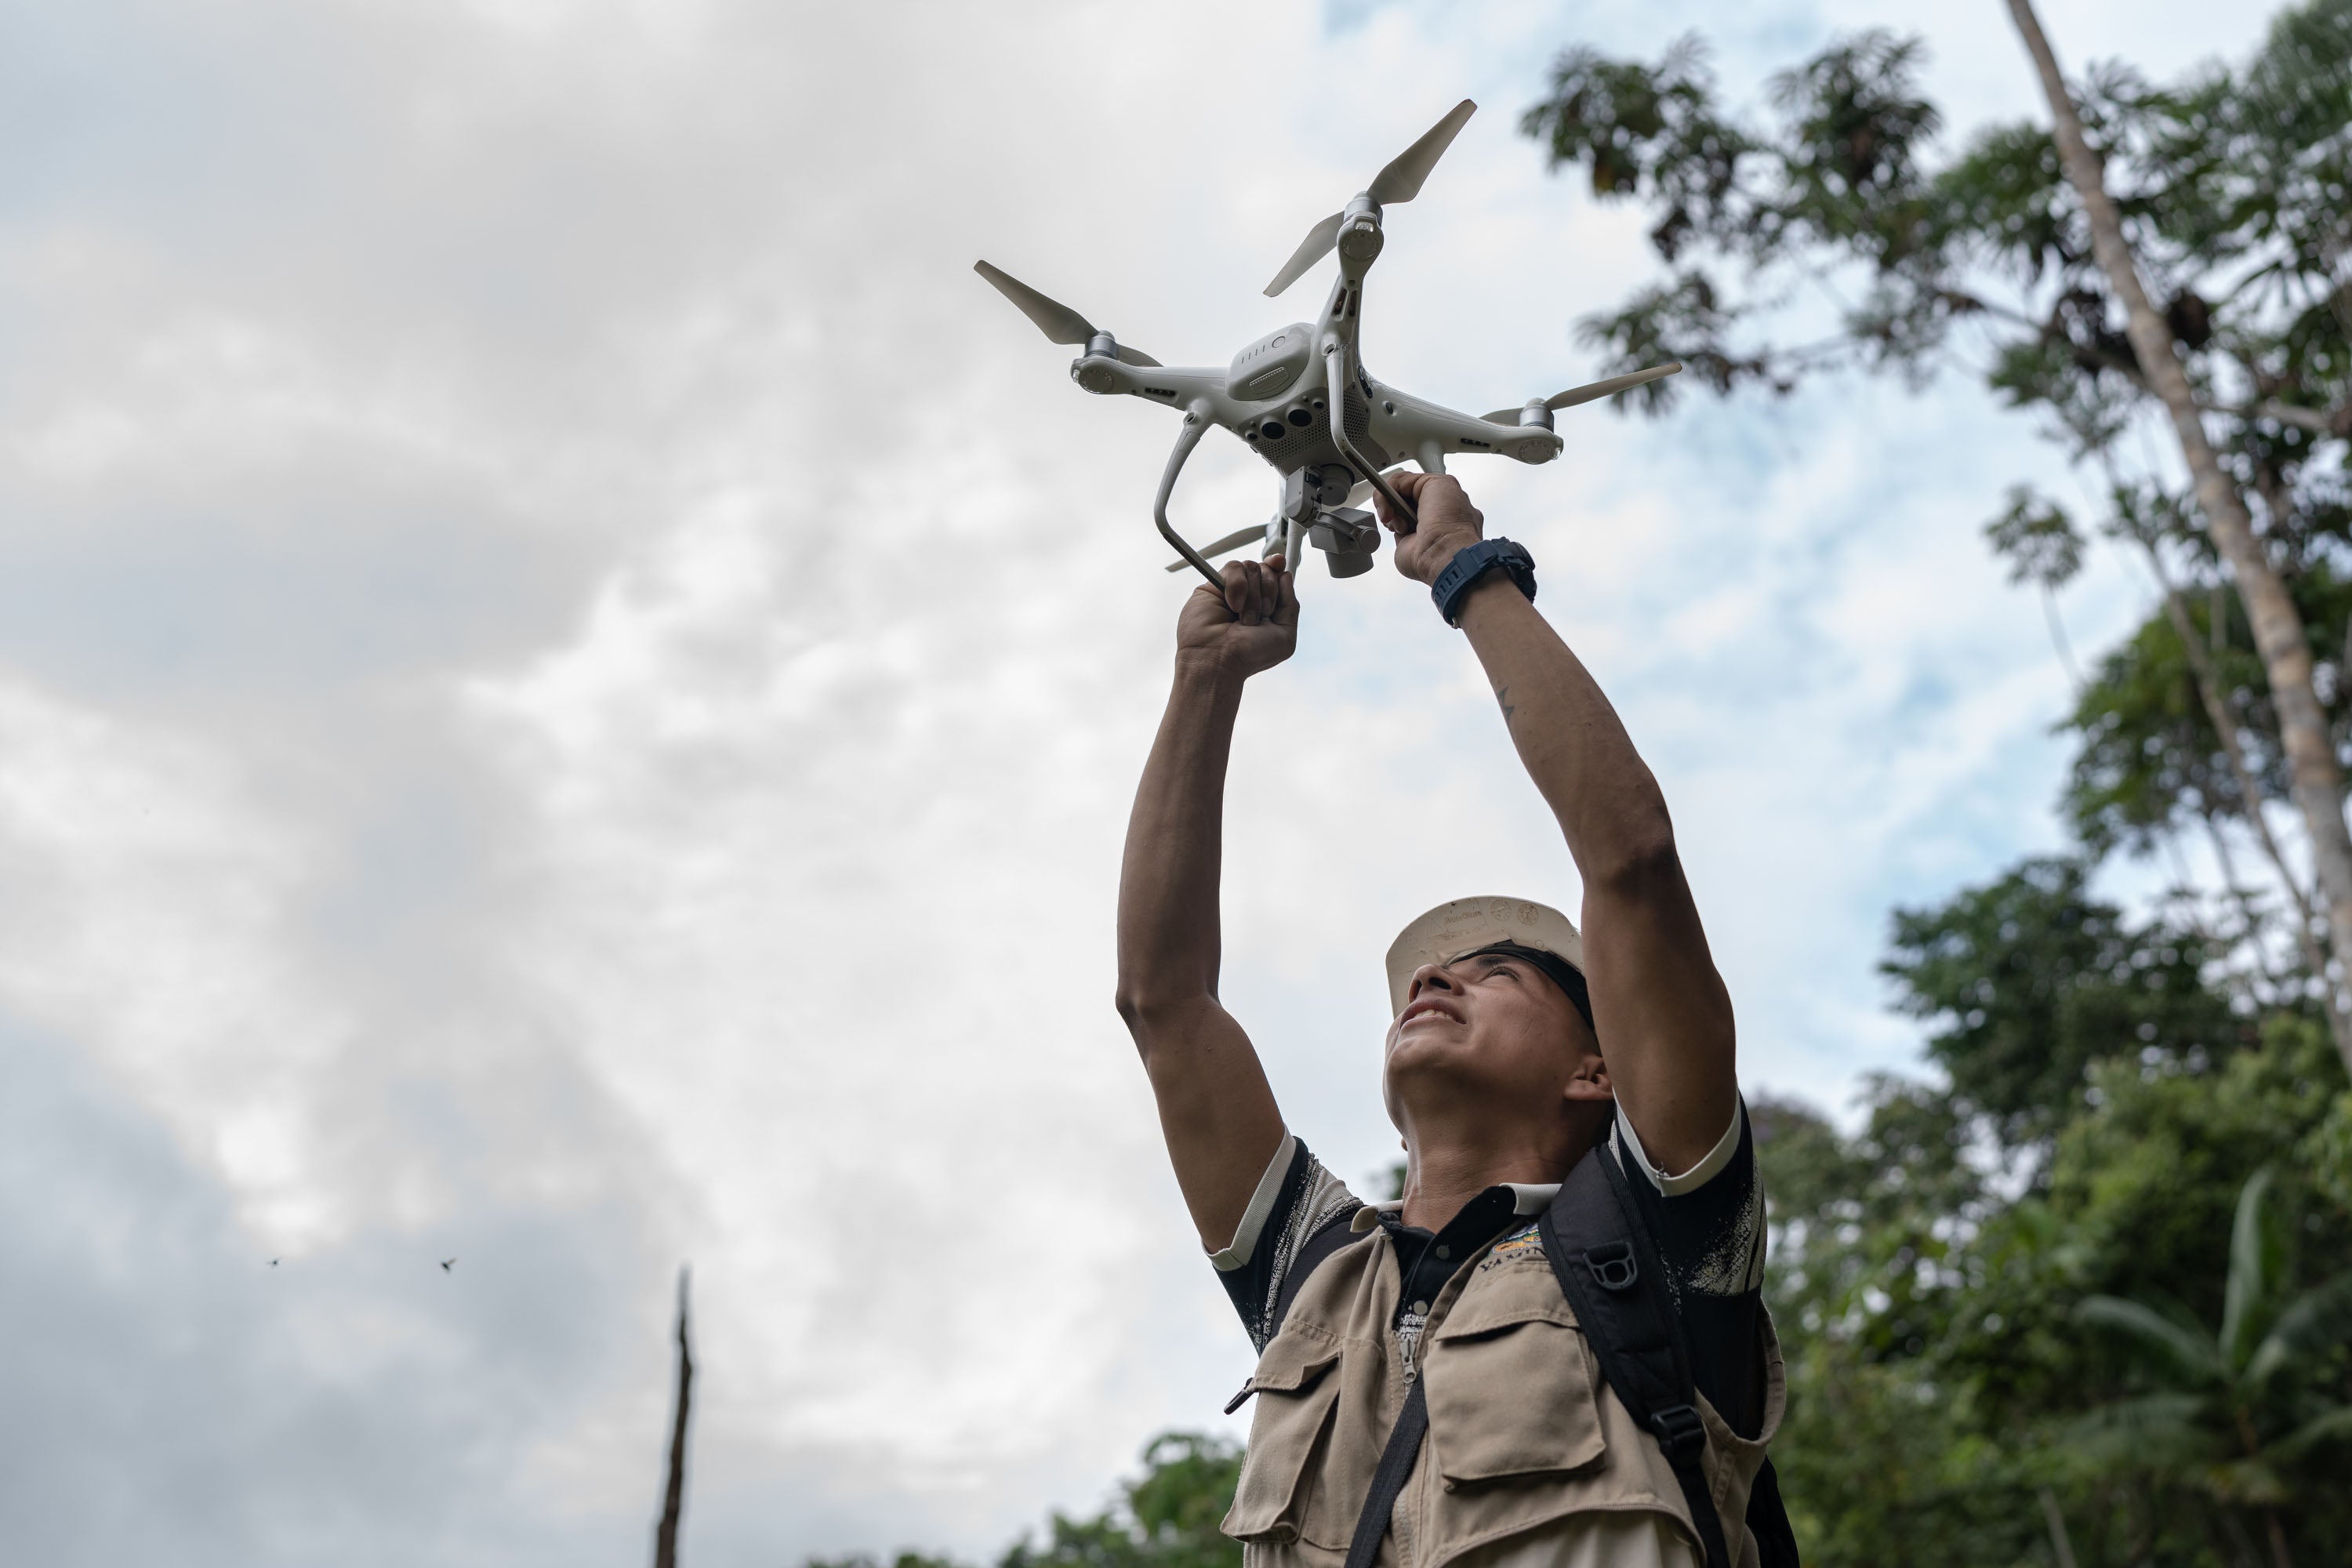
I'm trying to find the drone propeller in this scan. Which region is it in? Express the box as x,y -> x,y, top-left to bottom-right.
1163,524 -> 1271,572
1263,99 -> 1478,298
974,260 -> 1161,367
1481,361 -> 1682,423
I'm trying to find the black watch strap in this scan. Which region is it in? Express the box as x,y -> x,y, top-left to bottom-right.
1431,538 -> 1536,626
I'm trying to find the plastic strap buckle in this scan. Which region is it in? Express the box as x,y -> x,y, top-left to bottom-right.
1648,1403 -> 1706,1462
1581,1240 -> 1639,1292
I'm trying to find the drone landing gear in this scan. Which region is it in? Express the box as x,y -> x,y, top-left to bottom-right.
1154,414 -> 1225,590
1156,415 -> 1386,586
1323,344 -> 1417,532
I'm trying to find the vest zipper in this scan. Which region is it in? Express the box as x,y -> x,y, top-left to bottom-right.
1396,1308 -> 1427,1384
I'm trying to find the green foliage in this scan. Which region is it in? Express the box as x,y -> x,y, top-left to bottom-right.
1573,272 -> 1780,401
1755,1080 -> 1990,1367
2062,585 -> 2278,855
2071,1167 -> 2352,1527
998,1434 -> 1241,1568
1520,1 -> 2352,674
808,1437 -> 1243,1568
1519,34 -> 1754,259
1754,1001 -> 2352,1567
1522,8 -> 2352,1160
1768,1338 -> 2038,1568
842,1435 -> 1242,1568
2038,1017 -> 2351,1326
806,1555 -> 965,1568
1985,485 -> 2086,590
2060,550 -> 2352,857
1881,857 -> 2247,1145
1762,32 -> 1944,270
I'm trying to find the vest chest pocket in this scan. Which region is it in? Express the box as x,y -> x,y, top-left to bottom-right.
1423,1276 -> 1606,1487
1221,1330 -> 1348,1547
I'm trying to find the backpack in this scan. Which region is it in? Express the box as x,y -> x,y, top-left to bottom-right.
1266,1144 -> 1801,1568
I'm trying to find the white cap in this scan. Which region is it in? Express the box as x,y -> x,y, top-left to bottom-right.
1384,895 -> 1584,1016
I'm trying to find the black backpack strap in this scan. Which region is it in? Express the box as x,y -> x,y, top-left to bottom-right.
1340,1375 -> 1428,1568
1746,1456 -> 1801,1568
1269,1206 -> 1367,1336
1269,1204 -> 1429,1567
1538,1146 -> 1734,1568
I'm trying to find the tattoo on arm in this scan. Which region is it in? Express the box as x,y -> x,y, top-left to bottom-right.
1495,684 -> 1516,726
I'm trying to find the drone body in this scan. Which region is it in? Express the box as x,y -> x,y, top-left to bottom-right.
975,100 -> 1678,590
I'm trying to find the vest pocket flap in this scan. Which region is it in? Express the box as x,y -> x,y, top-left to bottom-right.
1430,1265 -> 1581,1341
1425,1317 -> 1606,1483
1222,1334 -> 1352,1547
1246,1332 -> 1342,1394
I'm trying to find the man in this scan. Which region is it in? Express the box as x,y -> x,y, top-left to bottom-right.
1114,473 -> 1785,1568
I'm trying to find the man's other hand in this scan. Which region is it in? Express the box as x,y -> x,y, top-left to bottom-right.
1374,472 -> 1485,587
1177,554 -> 1298,678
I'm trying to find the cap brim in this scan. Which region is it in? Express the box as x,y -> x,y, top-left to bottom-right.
1385,896 -> 1584,1016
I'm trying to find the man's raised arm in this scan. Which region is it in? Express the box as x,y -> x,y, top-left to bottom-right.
1115,554 -> 1296,1250
1380,474 -> 1737,1176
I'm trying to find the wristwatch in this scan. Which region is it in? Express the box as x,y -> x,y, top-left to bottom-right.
1431,538 -> 1537,626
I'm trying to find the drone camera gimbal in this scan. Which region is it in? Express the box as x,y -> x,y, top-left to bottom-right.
976,100 -> 1682,592
1281,466 -> 1379,579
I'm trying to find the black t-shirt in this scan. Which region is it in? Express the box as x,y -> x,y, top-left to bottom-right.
1209,1101 -> 1767,1438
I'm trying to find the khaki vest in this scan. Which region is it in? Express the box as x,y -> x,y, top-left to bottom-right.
1221,1210 -> 1785,1568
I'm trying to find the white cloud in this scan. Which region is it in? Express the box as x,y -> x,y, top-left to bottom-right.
0,677 -> 353,1240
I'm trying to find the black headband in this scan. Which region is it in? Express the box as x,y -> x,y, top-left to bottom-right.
1463,940 -> 1595,1034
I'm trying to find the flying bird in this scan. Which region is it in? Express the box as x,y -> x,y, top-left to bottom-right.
440,1258 -> 456,1272
269,1259 -> 279,1267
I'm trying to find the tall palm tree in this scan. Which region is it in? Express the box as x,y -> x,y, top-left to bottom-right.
2073,1169 -> 2352,1568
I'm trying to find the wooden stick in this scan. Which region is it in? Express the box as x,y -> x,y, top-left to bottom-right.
655,1265 -> 694,1568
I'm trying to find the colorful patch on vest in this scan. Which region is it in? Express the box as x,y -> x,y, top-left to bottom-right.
1479,1221 -> 1546,1270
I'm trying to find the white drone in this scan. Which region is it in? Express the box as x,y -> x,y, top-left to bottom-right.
975,98 -> 1681,591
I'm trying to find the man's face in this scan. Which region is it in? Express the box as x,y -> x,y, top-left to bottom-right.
1381,950 -> 1599,1127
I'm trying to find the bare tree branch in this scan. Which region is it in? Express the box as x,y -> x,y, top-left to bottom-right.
2247,400 -> 2352,438
655,1265 -> 694,1568
2040,1487 -> 2080,1568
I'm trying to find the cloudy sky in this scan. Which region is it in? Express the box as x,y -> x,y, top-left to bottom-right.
0,0 -> 2302,1563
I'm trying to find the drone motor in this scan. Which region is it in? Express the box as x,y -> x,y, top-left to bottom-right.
1335,194 -> 1383,266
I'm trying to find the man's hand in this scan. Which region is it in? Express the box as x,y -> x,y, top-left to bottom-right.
1374,472 -> 1485,586
1177,554 -> 1298,678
